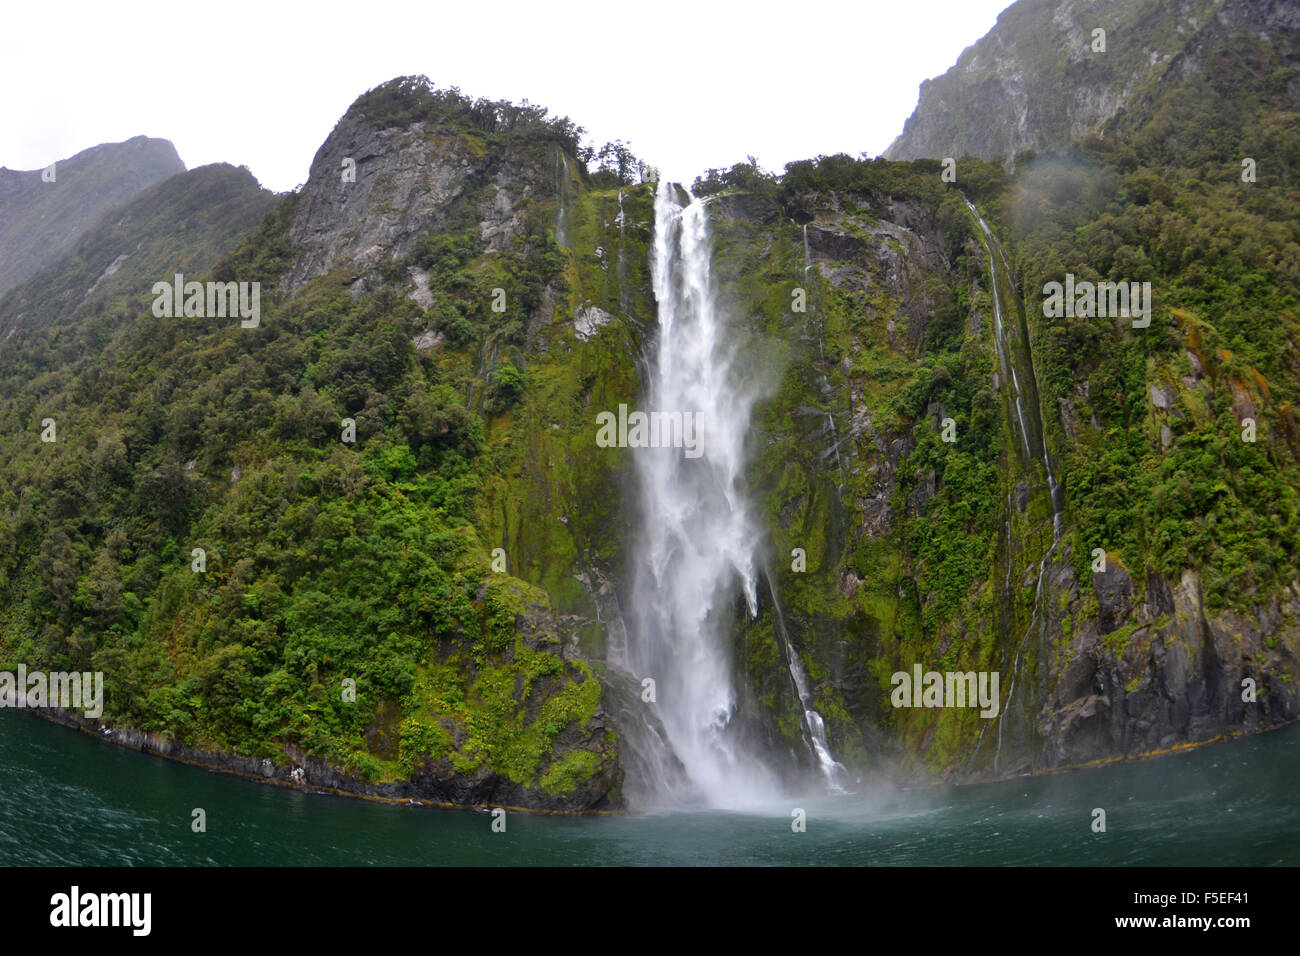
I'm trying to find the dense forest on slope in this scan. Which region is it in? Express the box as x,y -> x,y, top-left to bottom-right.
997,0 -> 1300,610
0,80 -> 634,808
852,0 -> 1300,773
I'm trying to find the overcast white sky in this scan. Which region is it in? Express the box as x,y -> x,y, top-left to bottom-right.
2,0 -> 1011,192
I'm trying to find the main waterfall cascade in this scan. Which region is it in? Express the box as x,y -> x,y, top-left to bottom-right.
619,180 -> 844,807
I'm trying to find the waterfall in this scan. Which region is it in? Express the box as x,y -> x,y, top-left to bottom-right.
622,181 -> 847,806
964,198 -> 1065,774
624,179 -> 778,807
796,220 -> 846,487
767,573 -> 849,790
626,180 -> 840,808
965,198 -> 1063,523
616,189 -> 629,315
790,216 -> 845,783
555,149 -> 570,247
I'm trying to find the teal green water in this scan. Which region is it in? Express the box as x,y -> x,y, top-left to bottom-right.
2,709 -> 1296,865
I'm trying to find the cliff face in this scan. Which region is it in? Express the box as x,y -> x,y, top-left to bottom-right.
682,170 -> 1300,785
284,109 -> 563,293
1035,566 -> 1300,770
885,0 -> 1218,165
0,78 -> 636,812
847,0 -> 1300,782
0,136 -> 185,296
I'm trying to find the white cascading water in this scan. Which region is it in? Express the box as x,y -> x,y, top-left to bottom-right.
622,181 -> 786,808
795,220 -> 849,787
625,180 -> 778,806
555,150 -> 570,247
768,577 -> 850,790
965,199 -> 1063,524
965,199 -> 1065,774
623,180 -> 848,806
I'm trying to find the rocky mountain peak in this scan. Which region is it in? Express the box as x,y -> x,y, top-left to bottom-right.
283,76 -> 581,293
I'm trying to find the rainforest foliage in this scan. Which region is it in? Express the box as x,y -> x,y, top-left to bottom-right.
0,82 -> 624,793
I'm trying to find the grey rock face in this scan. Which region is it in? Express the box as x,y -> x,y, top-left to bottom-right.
1037,570 -> 1300,769
411,328 -> 444,352
885,0 -> 1218,165
573,304 -> 614,341
284,110 -> 558,293
1094,561 -> 1133,634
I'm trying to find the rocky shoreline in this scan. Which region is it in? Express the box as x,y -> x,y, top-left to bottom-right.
17,698 -> 1296,812
19,706 -> 622,816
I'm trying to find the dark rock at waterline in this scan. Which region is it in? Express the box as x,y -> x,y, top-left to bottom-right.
1037,569 -> 1300,769
27,706 -> 622,813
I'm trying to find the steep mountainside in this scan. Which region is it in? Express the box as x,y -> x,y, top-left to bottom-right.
869,0 -> 1300,776
0,80 -> 632,810
0,136 -> 185,296
0,163 -> 277,350
886,0 -> 1226,165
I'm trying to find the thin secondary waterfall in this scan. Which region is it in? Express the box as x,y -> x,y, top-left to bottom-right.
555,149 -> 570,247
799,220 -> 846,486
616,189 -> 630,315
964,199 -> 1065,774
965,198 -> 1063,523
792,219 -> 848,785
767,574 -> 849,789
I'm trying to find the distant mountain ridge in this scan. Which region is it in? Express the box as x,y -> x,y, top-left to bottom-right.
0,136 -> 185,296
0,163 -> 277,351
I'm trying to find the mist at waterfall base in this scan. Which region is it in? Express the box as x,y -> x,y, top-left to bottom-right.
616,181 -> 845,810
3,707 -> 1296,865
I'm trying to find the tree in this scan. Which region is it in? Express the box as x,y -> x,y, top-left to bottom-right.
486,364 -> 525,415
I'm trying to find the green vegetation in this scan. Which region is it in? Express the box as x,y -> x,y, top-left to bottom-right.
0,81 -> 635,806
1008,70 -> 1300,610
351,75 -> 585,155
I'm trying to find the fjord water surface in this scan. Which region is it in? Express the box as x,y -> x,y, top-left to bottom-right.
3,708 -> 1295,866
